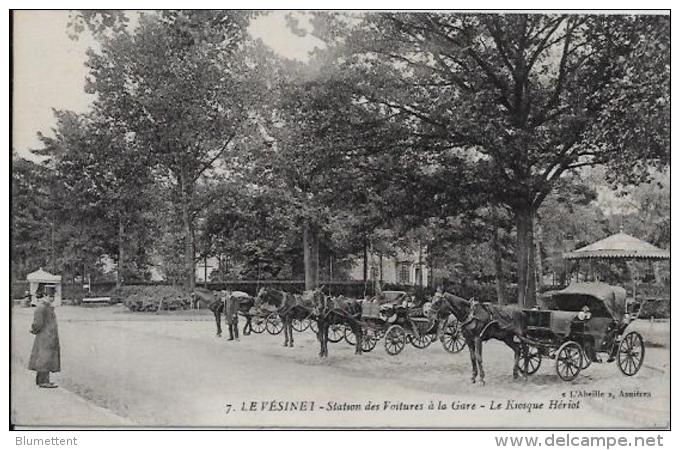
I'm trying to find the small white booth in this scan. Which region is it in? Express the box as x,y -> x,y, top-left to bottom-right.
26,268 -> 62,306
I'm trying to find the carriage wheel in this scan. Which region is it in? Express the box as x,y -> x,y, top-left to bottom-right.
555,341 -> 583,381
409,333 -> 434,349
292,318 -> 310,333
309,320 -> 319,334
361,328 -> 378,352
384,325 -> 407,355
617,332 -> 645,376
518,345 -> 542,375
265,313 -> 284,335
327,324 -> 344,343
344,326 -> 357,346
441,321 -> 466,353
250,316 -> 266,334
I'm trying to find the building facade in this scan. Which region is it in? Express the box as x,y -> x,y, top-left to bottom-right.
349,248 -> 431,288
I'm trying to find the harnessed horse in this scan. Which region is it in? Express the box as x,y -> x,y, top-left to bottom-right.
192,288 -> 255,337
255,287 -> 310,347
192,288 -> 228,337
431,292 -> 527,385
311,292 -> 364,357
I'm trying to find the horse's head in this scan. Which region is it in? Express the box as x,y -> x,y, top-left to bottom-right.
310,291 -> 332,317
301,288 -> 322,306
191,288 -> 216,308
431,292 -> 471,322
430,291 -> 450,317
254,287 -> 268,306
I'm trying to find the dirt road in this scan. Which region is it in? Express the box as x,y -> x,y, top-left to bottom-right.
11,306 -> 670,428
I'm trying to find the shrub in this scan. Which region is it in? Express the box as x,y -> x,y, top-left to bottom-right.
637,298 -> 670,319
120,285 -> 192,312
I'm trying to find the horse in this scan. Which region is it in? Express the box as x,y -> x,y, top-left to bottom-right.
431,292 -> 527,385
192,288 -> 228,337
192,288 -> 255,337
311,292 -> 364,357
254,287 -> 309,347
231,291 -> 256,335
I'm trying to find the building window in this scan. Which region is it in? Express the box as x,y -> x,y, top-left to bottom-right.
399,263 -> 411,285
415,267 -> 422,286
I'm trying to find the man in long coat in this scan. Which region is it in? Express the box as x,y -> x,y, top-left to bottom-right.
222,290 -> 240,341
28,290 -> 60,388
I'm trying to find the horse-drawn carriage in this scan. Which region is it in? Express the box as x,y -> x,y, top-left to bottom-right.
517,283 -> 645,381
253,293 -> 318,336
342,297 -> 467,356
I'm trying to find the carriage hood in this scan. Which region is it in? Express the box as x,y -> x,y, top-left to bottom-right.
548,283 -> 627,321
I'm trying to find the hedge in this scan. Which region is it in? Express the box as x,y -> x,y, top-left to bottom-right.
121,285 -> 192,312
637,298 -> 670,319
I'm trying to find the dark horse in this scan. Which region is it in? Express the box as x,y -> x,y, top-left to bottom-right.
255,287 -> 311,347
431,292 -> 527,385
311,292 -> 364,357
192,288 -> 255,337
192,288 -> 227,337
231,291 -> 256,335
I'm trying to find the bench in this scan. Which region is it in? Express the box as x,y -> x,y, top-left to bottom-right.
81,297 -> 112,306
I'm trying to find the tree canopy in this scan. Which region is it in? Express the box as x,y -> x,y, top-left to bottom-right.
14,11 -> 669,303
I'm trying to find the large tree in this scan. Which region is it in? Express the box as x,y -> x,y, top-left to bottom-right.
11,154 -> 53,280
309,12 -> 670,305
33,109 -> 157,285
81,11 -> 254,291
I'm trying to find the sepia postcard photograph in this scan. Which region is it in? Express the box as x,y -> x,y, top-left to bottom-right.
9,8 -> 670,430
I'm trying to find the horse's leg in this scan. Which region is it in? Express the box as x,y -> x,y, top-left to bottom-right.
475,336 -> 485,385
322,322 -> 329,357
467,338 -> 478,383
353,322 -> 362,355
227,317 -> 235,341
246,315 -> 252,335
511,338 -> 521,380
521,342 -> 529,380
214,310 -> 222,337
283,314 -> 290,347
316,320 -> 324,357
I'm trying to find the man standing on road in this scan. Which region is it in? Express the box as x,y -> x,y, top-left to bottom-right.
223,290 -> 240,341
28,285 -> 61,388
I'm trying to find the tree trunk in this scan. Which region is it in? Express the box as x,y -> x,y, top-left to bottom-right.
491,222 -> 507,305
534,217 -> 544,291
515,207 -> 537,307
311,224 -> 319,287
362,234 -> 368,283
180,173 -> 195,293
417,244 -> 423,290
303,220 -> 319,290
117,217 -> 124,290
362,234 -> 368,296
204,254 -> 208,288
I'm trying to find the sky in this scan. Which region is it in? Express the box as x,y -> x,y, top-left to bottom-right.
11,10 -> 325,161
